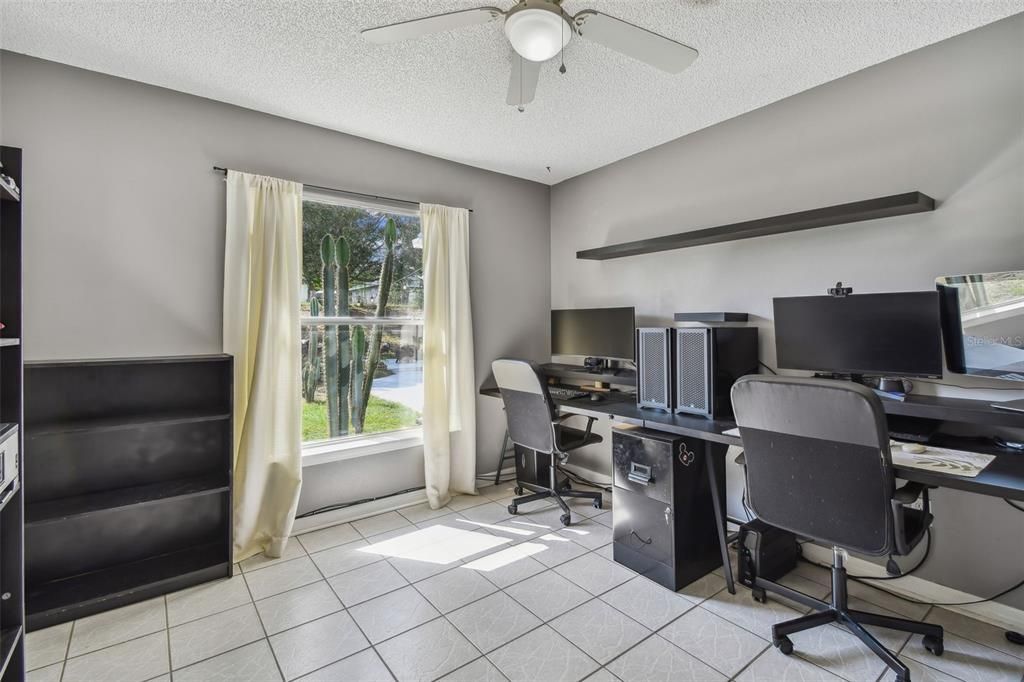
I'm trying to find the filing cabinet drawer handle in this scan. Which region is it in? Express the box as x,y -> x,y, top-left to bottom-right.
627,462 -> 653,485
630,530 -> 653,545
0,482 -> 16,510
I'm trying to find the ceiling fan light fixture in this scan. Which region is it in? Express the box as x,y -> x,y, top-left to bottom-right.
504,2 -> 571,62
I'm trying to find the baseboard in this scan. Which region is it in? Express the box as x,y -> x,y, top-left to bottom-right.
800,544 -> 1024,632
477,465 -> 517,485
291,489 -> 428,535
483,461 -> 613,490
295,464 -> 524,536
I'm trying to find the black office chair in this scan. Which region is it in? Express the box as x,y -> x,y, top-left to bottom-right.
731,376 -> 943,682
492,359 -> 604,526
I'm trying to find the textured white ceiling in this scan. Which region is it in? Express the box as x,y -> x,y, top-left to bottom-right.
2,1 -> 1022,184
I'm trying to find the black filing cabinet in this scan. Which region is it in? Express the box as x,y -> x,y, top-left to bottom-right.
612,426 -> 722,590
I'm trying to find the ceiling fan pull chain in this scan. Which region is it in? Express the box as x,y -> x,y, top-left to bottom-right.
518,54 -> 526,112
559,12 -> 567,74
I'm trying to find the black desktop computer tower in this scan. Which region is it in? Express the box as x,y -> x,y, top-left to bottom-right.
637,326 -> 759,418
737,518 -> 799,591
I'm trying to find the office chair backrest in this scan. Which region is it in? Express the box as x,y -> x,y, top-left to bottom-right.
492,359 -> 557,454
731,376 -> 897,556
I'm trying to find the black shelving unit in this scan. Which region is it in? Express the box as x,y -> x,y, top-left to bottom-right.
576,192 -> 936,260
0,146 -> 25,682
24,355 -> 233,630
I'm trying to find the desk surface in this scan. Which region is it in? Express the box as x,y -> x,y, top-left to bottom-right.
480,384 -> 1024,502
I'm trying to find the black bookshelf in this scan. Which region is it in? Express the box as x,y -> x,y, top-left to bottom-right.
0,146 -> 25,682
24,355 -> 233,630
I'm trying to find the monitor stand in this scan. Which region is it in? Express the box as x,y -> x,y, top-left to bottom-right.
992,397 -> 1024,414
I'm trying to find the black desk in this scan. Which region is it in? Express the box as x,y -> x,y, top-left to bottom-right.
482,384 -> 1024,502
480,380 -> 1024,593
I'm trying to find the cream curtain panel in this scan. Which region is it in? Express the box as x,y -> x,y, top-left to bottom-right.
224,170 -> 303,561
421,204 -> 476,508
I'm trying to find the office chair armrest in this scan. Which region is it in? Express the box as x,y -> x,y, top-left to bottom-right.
893,481 -> 929,505
552,415 -> 598,457
576,415 -> 597,441
891,483 -> 932,555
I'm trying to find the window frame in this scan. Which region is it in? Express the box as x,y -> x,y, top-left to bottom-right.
299,188 -> 424,462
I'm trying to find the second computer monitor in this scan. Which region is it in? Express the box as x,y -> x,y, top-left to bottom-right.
773,292 -> 943,378
551,306 -> 635,361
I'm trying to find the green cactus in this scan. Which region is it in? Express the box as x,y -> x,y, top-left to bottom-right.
334,236 -> 351,435
353,218 -> 398,433
321,235 -> 341,436
350,325 -> 367,429
302,296 -> 322,402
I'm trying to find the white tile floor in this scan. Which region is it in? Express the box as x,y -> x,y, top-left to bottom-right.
25,483 -> 1024,682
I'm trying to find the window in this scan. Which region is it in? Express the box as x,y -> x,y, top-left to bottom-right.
300,190 -> 423,446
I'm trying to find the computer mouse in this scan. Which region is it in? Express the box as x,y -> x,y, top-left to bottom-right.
590,393 -> 604,402
901,442 -> 927,454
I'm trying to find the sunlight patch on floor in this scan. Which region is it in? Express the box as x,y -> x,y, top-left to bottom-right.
454,519 -> 534,536
508,519 -> 554,530
358,525 -> 510,565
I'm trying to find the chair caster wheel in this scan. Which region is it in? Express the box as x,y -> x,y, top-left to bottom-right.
923,634 -> 943,656
774,636 -> 793,655
593,498 -> 603,509
507,504 -> 518,515
560,513 -> 571,527
514,486 -> 524,495
752,588 -> 767,604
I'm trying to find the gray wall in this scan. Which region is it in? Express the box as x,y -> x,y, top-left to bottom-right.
550,14 -> 1024,609
0,52 -> 551,513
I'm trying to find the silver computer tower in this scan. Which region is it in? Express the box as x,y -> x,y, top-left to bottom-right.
674,328 -> 711,416
636,328 -> 673,410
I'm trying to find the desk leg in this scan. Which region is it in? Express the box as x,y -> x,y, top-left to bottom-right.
495,429 -> 510,485
705,443 -> 736,594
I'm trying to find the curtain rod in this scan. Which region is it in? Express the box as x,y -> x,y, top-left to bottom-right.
212,167 -> 472,213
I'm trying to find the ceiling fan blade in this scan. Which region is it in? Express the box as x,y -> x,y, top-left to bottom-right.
574,10 -> 697,73
506,55 -> 541,107
362,7 -> 503,44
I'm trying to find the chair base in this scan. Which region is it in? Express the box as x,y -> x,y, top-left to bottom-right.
507,475 -> 603,526
757,551 -> 943,682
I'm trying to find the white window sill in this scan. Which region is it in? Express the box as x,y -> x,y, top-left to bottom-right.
301,428 -> 424,467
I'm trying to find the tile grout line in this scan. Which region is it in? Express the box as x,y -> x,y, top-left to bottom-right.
436,654 -> 510,682
58,618 -> 75,682
651,609 -> 772,680
239,564 -> 288,682
162,595 -> 171,679
480,617 -> 599,679
301,539 -> 393,682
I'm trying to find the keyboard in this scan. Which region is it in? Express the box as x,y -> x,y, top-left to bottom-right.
548,386 -> 588,400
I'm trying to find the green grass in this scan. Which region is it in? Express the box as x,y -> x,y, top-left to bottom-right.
302,397 -> 420,442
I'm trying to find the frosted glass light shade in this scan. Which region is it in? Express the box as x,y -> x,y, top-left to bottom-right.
504,7 -> 571,62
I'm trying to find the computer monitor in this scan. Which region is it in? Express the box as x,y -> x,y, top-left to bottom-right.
551,307 -> 635,361
773,292 -> 943,378
936,270 -> 1024,382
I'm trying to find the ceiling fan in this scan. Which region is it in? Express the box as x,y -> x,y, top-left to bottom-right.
361,0 -> 698,110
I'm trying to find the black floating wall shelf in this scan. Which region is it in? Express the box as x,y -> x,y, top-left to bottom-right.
576,192 -> 936,261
